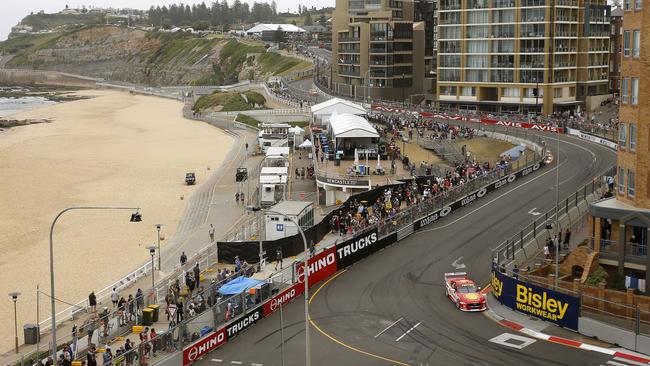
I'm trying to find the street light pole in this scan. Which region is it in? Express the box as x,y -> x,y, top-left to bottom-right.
554,128 -> 561,288
49,206 -> 140,365
155,224 -> 162,270
9,292 -> 20,354
248,207 -> 310,366
148,246 -> 156,294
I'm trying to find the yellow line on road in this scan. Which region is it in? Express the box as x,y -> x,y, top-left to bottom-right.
308,269 -> 410,366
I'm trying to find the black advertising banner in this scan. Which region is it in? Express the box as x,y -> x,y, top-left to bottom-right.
415,162 -> 543,230
491,266 -> 580,331
335,229 -> 398,268
226,306 -> 264,339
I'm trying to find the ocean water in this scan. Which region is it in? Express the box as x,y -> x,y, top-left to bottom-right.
0,87 -> 57,118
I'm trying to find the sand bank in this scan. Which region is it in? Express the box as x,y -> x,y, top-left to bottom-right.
0,90 -> 233,352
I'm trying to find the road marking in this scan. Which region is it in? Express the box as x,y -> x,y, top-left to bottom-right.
488,333 -> 536,349
251,363 -> 263,366
528,208 -> 541,216
211,360 -> 222,363
230,362 -> 243,365
308,270 -> 410,365
613,357 -> 650,366
451,257 -> 466,269
395,321 -> 421,342
375,317 -> 404,338
606,361 -> 630,366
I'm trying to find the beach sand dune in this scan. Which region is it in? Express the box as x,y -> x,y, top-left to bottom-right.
0,90 -> 233,352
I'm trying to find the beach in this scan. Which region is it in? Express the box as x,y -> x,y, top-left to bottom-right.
0,89 -> 233,352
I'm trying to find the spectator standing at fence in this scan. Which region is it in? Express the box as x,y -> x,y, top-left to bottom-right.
89,291 -> 97,313
118,296 -> 127,326
136,288 -> 144,313
87,346 -> 97,366
193,262 -> 201,289
177,298 -> 184,323
235,256 -> 242,272
111,287 -> 119,308
512,265 -> 520,280
240,192 -> 244,204
275,247 -> 283,270
103,346 -> 113,366
563,229 -> 571,249
126,294 -> 135,322
180,251 -> 187,266
84,314 -> 97,345
150,328 -> 158,357
553,235 -> 560,253
209,224 -> 215,242
235,192 -> 240,204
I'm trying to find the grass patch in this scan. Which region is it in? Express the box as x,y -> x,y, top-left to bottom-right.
235,113 -> 261,129
257,52 -> 305,75
463,137 -> 515,161
290,121 -> 310,128
278,60 -> 313,76
193,90 -> 266,112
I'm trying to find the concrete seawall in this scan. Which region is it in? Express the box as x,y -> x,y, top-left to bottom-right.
0,68 -> 101,87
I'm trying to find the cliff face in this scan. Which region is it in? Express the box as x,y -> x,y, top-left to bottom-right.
2,26 -> 310,86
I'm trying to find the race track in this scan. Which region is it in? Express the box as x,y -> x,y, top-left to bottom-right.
192,130 -> 617,366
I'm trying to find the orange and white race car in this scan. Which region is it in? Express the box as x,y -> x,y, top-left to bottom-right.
444,272 -> 487,312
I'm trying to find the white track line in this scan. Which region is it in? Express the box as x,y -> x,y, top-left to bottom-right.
375,317 -> 404,338
396,321 -> 421,342
211,359 -> 222,362
613,357 -> 650,366
606,361 -> 630,366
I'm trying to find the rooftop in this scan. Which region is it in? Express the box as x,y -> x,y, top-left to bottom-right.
246,24 -> 306,33
268,200 -> 313,216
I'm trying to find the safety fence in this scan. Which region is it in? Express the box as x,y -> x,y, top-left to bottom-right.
491,166 -> 614,268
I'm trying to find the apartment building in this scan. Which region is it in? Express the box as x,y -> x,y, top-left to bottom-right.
436,0 -> 611,115
610,7 -> 623,94
331,0 -> 436,103
588,0 -> 649,293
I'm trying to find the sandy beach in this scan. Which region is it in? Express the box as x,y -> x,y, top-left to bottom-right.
0,90 -> 233,352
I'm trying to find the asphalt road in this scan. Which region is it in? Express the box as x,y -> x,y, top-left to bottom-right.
194,132 -> 617,366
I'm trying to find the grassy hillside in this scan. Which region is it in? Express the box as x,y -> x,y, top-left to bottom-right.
0,33 -> 62,56
20,13 -> 105,32
0,26 -> 312,86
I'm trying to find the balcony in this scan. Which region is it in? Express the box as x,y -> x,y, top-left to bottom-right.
600,239 -> 648,266
339,37 -> 360,42
556,0 -> 578,6
339,69 -> 361,77
493,0 -> 516,7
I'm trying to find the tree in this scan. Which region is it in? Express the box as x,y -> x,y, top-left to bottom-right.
304,13 -> 313,26
318,14 -> 327,27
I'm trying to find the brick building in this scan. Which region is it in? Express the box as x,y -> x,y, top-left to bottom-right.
610,7 -> 623,94
588,0 -> 649,293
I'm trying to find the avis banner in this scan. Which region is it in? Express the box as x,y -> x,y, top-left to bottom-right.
491,266 -> 580,330
414,161 -> 543,230
480,119 -> 564,133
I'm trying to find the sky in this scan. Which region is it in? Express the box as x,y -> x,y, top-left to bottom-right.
0,0 -> 333,41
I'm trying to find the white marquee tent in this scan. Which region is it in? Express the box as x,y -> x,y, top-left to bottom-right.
328,114 -> 379,156
311,98 -> 366,127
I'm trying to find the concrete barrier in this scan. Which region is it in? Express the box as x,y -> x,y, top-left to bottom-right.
579,316 -> 641,352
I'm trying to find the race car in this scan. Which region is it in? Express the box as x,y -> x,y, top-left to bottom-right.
444,272 -> 487,312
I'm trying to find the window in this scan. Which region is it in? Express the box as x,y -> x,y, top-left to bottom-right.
630,123 -> 637,150
626,0 -> 632,10
618,167 -> 625,193
633,30 -> 641,57
461,87 -> 476,96
636,0 -> 642,9
503,87 -> 520,97
632,77 -> 639,105
622,77 -> 629,103
624,31 -> 631,56
619,122 -> 628,148
440,86 -> 457,95
628,170 -> 635,196
554,88 -> 562,98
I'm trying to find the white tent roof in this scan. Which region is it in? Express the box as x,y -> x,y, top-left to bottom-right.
260,167 -> 288,176
329,114 -> 379,139
266,146 -> 290,157
289,126 -> 304,134
246,24 -> 306,34
311,98 -> 366,116
299,139 -> 313,148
